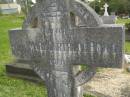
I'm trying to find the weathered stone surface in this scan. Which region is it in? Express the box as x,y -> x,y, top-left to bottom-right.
101,16 -> 116,24
8,0 -> 125,97
6,62 -> 42,82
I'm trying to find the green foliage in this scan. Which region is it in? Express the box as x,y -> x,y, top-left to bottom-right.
125,23 -> 130,31
116,19 -> 130,54
84,94 -> 97,97
89,0 -> 130,15
0,15 -> 23,64
89,0 -> 103,15
109,0 -> 130,15
116,18 -> 130,24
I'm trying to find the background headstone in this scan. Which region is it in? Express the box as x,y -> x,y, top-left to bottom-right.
101,3 -> 116,24
101,15 -> 116,24
104,3 -> 109,16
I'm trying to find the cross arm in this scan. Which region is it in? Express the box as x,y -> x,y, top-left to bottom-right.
72,24 -> 125,68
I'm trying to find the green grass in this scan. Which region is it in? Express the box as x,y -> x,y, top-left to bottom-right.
84,94 -> 96,97
0,66 -> 47,97
116,18 -> 130,54
116,18 -> 130,24
0,15 -> 47,97
0,15 -> 22,64
125,41 -> 130,54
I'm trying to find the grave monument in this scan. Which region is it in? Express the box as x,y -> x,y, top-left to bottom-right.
7,0 -> 125,97
104,3 -> 109,16
101,3 -> 116,24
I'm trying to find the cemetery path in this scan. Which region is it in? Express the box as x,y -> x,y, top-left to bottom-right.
84,68 -> 130,97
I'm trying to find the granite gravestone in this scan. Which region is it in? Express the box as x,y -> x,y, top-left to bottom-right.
8,0 -> 125,97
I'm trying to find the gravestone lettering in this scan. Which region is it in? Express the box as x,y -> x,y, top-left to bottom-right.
8,0 -> 125,97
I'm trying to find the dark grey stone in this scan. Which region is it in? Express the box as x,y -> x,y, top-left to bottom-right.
6,62 -> 42,82
7,0 -> 125,97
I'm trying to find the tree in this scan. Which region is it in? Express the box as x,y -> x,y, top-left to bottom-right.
89,0 -> 130,16
89,0 -> 103,15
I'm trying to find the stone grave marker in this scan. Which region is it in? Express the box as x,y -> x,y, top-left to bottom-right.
101,3 -> 116,24
7,0 -> 125,97
101,15 -> 116,24
103,3 -> 109,16
125,54 -> 130,64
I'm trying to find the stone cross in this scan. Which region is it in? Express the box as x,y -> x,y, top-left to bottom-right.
104,3 -> 109,16
9,0 -> 125,97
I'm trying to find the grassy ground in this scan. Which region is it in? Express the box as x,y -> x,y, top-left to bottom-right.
116,18 -> 130,53
125,41 -> 130,54
0,15 -> 47,97
116,18 -> 130,24
0,15 -> 130,97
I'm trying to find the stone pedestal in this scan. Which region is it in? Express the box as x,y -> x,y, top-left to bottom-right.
101,15 -> 116,24
6,61 -> 42,82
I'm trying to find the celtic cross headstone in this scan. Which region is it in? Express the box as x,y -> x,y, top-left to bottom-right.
8,0 -> 125,97
104,3 -> 109,16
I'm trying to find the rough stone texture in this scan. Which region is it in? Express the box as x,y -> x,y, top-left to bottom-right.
8,0 -> 125,97
6,62 -> 42,82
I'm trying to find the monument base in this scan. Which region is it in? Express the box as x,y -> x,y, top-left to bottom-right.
6,62 -> 42,83
101,16 -> 116,24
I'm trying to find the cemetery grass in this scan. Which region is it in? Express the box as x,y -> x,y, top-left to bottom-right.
116,18 -> 130,24
116,18 -> 130,53
126,41 -> 130,54
0,15 -> 130,97
0,15 -> 96,97
0,15 -> 47,97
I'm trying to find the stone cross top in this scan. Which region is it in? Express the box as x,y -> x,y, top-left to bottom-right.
9,0 -> 125,97
104,3 -> 109,16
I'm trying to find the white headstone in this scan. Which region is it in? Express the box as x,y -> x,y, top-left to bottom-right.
32,0 -> 36,3
17,4 -> 21,14
125,54 -> 130,64
104,3 -> 109,16
13,0 -> 16,3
